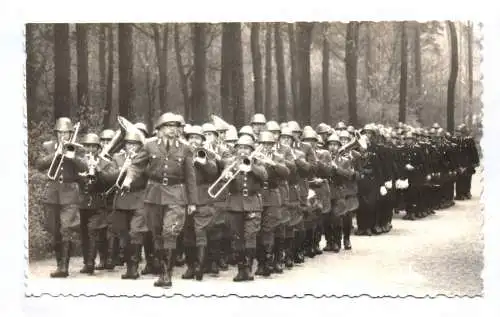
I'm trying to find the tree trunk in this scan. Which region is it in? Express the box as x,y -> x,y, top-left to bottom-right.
26,24 -> 40,124
103,24 -> 114,128
345,22 -> 359,127
264,23 -> 273,119
364,22 -> 376,98
154,24 -> 169,112
287,23 -> 299,119
227,23 -> 245,128
191,23 -> 208,124
53,23 -> 71,120
399,21 -> 408,123
98,24 -> 106,105
174,24 -> 191,120
76,24 -> 89,130
467,21 -> 474,127
447,21 -> 459,132
118,23 -> 133,120
296,22 -> 314,125
413,22 -> 423,123
250,23 -> 263,114
322,23 -> 331,124
275,23 -> 287,122
220,24 -> 233,120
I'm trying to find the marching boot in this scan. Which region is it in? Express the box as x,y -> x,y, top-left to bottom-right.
175,236 -> 185,267
219,237 -> 231,269
95,230 -> 108,271
245,248 -> 256,281
116,237 -> 126,266
207,242 -> 220,275
80,233 -> 97,275
51,241 -> 71,278
254,246 -> 266,276
194,246 -> 206,281
154,249 -> 173,288
313,229 -> 323,255
104,237 -> 116,270
233,251 -> 247,282
342,216 -> 352,250
50,241 -> 65,278
304,229 -> 315,258
293,231 -> 305,264
284,238 -> 294,269
261,244 -> 274,277
181,247 -> 196,279
272,238 -> 284,274
331,227 -> 341,253
323,223 -> 335,252
121,244 -> 140,280
141,232 -> 157,275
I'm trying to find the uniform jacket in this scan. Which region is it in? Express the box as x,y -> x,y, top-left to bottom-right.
193,155 -> 219,205
35,140 -> 87,205
357,143 -> 384,203
77,155 -> 110,210
128,138 -> 198,206
100,151 -> 148,210
224,158 -> 268,212
276,144 -> 296,205
261,151 -> 289,207
295,142 -> 317,205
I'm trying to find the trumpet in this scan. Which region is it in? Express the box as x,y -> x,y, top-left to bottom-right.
207,144 -> 264,199
79,153 -> 98,183
47,122 -> 83,180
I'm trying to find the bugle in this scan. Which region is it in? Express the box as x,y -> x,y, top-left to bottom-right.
47,122 -> 82,180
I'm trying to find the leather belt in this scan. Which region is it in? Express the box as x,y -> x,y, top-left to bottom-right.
149,177 -> 184,186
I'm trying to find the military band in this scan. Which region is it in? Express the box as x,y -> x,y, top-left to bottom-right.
36,112 -> 480,288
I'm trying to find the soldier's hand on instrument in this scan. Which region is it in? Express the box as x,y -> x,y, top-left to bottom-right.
380,186 -> 388,196
187,204 -> 197,215
405,163 -> 414,171
223,171 -> 233,180
384,181 -> 392,189
426,174 -> 432,181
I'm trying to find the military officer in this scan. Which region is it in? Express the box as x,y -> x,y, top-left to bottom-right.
77,133 -> 109,274
220,135 -> 268,281
125,112 -> 198,288
36,117 -> 87,278
181,125 -> 219,281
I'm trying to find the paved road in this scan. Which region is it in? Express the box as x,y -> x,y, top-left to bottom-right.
27,173 -> 483,298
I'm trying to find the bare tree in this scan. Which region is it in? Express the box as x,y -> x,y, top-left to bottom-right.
103,24 -> 114,128
364,22 -> 376,98
54,23 -> 71,119
467,21 -> 474,127
153,24 -> 170,112
274,23 -> 287,122
98,24 -> 106,105
228,23 -> 246,128
118,23 -> 133,120
264,23 -> 273,119
174,24 -> 191,119
322,23 -> 331,124
76,24 -> 89,130
250,23 -> 263,114
191,23 -> 208,124
287,23 -> 299,118
345,21 -> 359,126
446,21 -> 459,132
399,21 -> 408,123
296,22 -> 314,125
413,22 -> 423,123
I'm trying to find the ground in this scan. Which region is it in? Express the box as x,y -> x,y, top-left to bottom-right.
26,173 -> 483,298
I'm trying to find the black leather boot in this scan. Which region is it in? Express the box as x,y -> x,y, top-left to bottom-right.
104,236 -> 116,270
95,229 -> 107,270
154,249 -> 173,288
284,238 -> 294,269
51,241 -> 71,278
207,242 -> 220,275
272,238 -> 284,274
245,248 -> 255,281
80,232 -> 97,274
194,246 -> 206,281
293,231 -> 305,264
122,244 -> 140,280
233,251 -> 246,282
332,226 -> 341,253
261,244 -> 273,277
181,247 -> 196,279
141,232 -> 157,275
254,246 -> 266,276
313,229 -> 323,255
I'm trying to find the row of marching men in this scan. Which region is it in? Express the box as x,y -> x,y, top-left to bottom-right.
35,112 -> 479,288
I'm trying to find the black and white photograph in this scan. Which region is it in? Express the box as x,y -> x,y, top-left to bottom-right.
25,21 -> 483,297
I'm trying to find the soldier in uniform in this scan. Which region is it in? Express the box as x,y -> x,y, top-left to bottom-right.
77,133 -> 109,274
100,129 -> 149,279
181,125 -> 219,281
254,131 -> 289,277
250,113 -> 267,136
125,112 -> 198,288
454,124 -> 479,200
220,135 -> 268,281
35,117 -> 87,278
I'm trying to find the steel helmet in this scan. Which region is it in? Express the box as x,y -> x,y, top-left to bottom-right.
54,117 -> 73,132
316,123 -> 331,135
239,125 -> 255,139
99,129 -> 115,140
338,130 -> 351,139
185,125 -> 205,139
124,130 -> 145,144
202,123 -> 217,134
287,121 -> 301,133
81,133 -> 100,145
327,133 -> 341,144
258,131 -> 276,143
251,113 -> 266,125
224,126 -> 238,142
235,135 -> 255,149
280,127 -> 294,138
155,112 -> 181,129
266,120 -> 280,132
302,129 -> 317,140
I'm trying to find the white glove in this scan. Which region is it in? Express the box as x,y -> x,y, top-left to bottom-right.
64,151 -> 75,159
426,174 -> 431,181
402,179 -> 409,189
395,179 -> 402,189
405,164 -> 414,171
307,189 -> 316,200
385,181 -> 392,189
194,157 -> 207,165
380,186 -> 387,196
223,171 -> 234,180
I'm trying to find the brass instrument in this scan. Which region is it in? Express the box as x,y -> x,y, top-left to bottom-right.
207,144 -> 264,199
47,122 -> 83,180
98,116 -> 137,162
105,150 -> 136,195
338,131 -> 368,155
79,153 -> 98,183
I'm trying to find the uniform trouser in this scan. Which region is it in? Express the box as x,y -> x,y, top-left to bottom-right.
377,195 -> 393,227
145,203 -> 186,252
226,211 -> 261,251
259,206 -> 282,247
79,209 -> 108,265
108,209 -> 148,247
404,186 -> 420,214
183,205 -> 217,247
211,203 -> 232,260
456,172 -> 473,197
331,212 -> 352,243
44,203 -> 80,243
356,198 -> 376,231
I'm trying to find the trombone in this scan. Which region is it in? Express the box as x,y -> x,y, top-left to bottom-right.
47,122 -> 83,180
105,150 -> 136,195
207,144 -> 263,199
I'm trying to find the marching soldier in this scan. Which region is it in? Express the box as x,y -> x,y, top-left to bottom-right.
254,131 -> 289,277
181,125 -> 219,281
36,117 -> 87,278
125,112 -> 198,288
220,135 -> 268,281
454,124 -> 479,200
77,133 -> 109,274
100,129 -> 149,279
251,113 -> 267,136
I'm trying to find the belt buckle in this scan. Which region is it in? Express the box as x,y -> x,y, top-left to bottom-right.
162,177 -> 169,186
242,188 -> 249,197
263,181 -> 269,190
